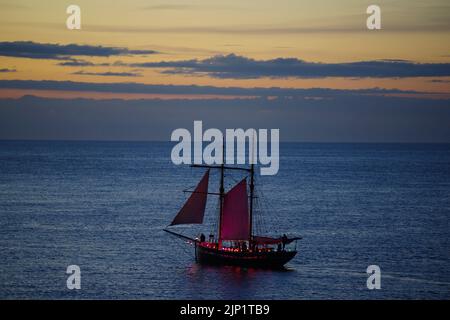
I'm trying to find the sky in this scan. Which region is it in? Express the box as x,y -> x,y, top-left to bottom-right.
0,0 -> 449,141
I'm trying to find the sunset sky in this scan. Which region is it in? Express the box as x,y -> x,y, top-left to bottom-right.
0,0 -> 449,141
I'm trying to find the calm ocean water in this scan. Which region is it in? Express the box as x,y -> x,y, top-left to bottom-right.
0,141 -> 449,299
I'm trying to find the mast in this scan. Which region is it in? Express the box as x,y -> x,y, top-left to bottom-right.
249,163 -> 254,245
217,138 -> 225,248
249,132 -> 256,245
188,137 -> 254,248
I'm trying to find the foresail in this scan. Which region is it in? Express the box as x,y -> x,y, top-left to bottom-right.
170,170 -> 209,225
220,178 -> 250,240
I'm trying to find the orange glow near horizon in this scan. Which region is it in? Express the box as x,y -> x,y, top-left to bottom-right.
0,0 -> 449,95
0,89 -> 259,100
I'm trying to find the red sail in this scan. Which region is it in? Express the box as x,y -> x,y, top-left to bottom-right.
170,170 -> 209,225
220,179 -> 249,241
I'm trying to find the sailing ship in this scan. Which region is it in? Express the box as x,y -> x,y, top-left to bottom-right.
164,159 -> 300,268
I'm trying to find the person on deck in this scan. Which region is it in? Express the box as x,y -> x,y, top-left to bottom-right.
199,233 -> 205,243
281,234 -> 288,250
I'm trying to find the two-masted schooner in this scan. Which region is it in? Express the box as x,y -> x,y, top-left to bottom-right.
164,158 -> 300,268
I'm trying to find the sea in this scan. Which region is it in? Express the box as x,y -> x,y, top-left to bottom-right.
0,141 -> 449,299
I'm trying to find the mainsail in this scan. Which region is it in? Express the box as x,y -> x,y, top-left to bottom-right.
170,170 -> 209,225
220,178 -> 250,240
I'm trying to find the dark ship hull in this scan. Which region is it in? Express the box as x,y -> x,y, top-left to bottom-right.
196,244 -> 297,268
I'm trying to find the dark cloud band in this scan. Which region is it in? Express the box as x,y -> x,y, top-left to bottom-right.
0,79 -> 420,97
132,54 -> 450,79
0,41 -> 157,60
0,68 -> 16,73
71,71 -> 142,77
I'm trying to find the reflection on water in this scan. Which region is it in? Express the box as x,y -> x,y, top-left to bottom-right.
183,262 -> 296,299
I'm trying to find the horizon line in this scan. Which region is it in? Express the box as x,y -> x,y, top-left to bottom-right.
1,139 -> 449,144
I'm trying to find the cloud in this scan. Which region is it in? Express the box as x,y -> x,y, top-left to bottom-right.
0,68 -> 16,73
428,79 -> 450,83
0,41 -> 158,60
0,80 -> 420,97
71,71 -> 142,77
57,59 -> 96,67
57,59 -> 129,67
131,54 -> 450,79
